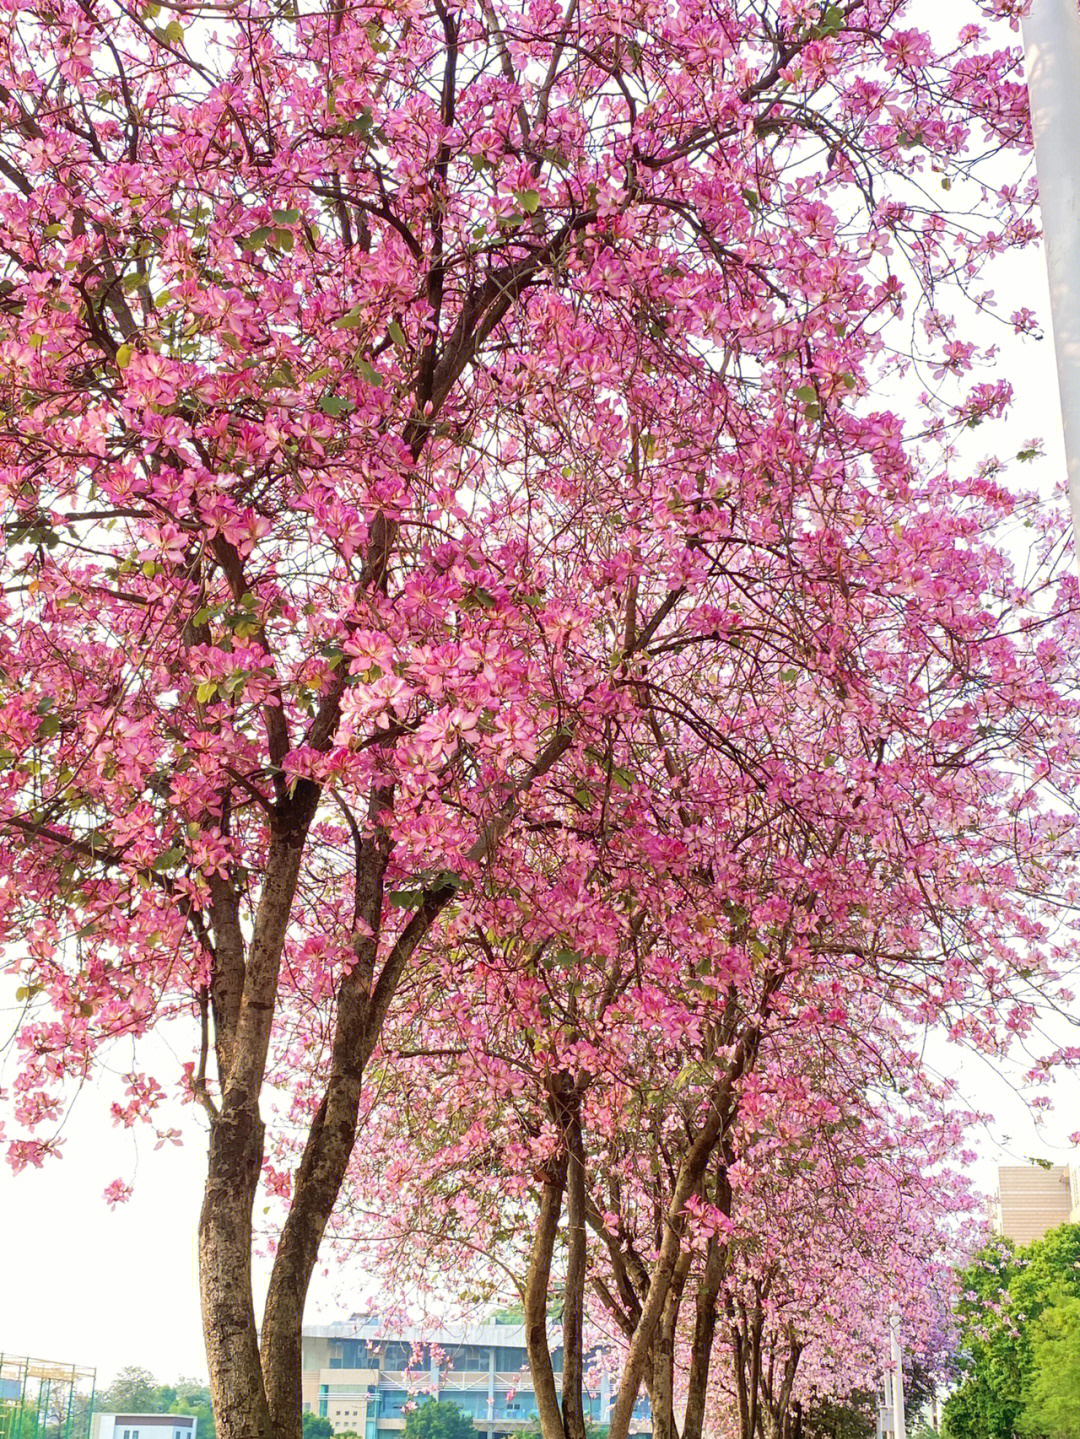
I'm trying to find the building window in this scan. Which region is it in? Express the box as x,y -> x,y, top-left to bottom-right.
495,1349 -> 526,1373
379,1343 -> 413,1371
448,1345 -> 487,1372
331,1340 -> 372,1370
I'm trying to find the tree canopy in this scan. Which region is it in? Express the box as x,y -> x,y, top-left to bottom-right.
403,1401 -> 477,1439
1,0 -> 1078,1438
98,1371 -> 216,1439
944,1224 -> 1080,1439
300,1417 -> 333,1439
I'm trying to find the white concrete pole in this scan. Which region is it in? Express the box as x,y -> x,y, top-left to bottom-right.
1023,0 -> 1080,561
889,1315 -> 906,1439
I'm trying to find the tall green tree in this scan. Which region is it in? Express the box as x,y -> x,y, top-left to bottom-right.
402,1402 -> 476,1439
943,1225 -> 1080,1439
300,1417 -> 332,1439
97,1371 -> 215,1439
1017,1293 -> 1080,1439
101,1372 -> 160,1415
170,1381 -> 216,1439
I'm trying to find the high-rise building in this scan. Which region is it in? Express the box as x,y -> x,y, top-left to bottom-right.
301,1316 -> 651,1439
995,1162 -> 1080,1245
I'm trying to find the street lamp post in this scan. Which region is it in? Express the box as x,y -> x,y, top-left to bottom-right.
889,1315 -> 906,1439
1023,0 -> 1080,563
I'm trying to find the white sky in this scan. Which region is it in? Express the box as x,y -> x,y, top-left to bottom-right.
3,61 -> 1080,1398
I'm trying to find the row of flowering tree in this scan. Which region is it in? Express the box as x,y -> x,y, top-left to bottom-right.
1,0 -> 1079,1435
332,865 -> 994,1439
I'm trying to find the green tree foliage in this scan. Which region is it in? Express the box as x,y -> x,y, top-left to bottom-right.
943,1223 -> 1080,1439
101,1372 -> 160,1415
98,1372 -> 215,1439
1,1388 -> 94,1439
402,1402 -> 477,1439
168,1381 -> 216,1439
300,1417 -> 333,1439
1017,1293 -> 1080,1439
0,1402 -> 42,1439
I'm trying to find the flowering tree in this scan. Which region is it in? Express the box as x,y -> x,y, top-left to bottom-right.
0,0 -> 1074,1436
342,890 -> 995,1439
712,1097 -> 974,1439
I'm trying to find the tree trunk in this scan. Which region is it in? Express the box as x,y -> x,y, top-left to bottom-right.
199,832 -> 310,1439
560,1083 -> 589,1439
681,1234 -> 725,1439
524,1154 -> 570,1439
647,1254 -> 690,1439
200,1102 -> 273,1439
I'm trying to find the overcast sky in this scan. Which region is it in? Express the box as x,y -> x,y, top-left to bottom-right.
3,82 -> 1080,1398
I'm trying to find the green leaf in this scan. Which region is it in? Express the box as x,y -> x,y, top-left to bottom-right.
272,207 -> 301,225
115,343 -> 133,369
387,320 -> 407,348
794,384 -> 817,403
334,306 -> 364,329
431,869 -> 463,892
387,888 -> 425,909
153,845 -> 185,872
514,188 -> 541,214
365,19 -> 389,50
356,359 -> 383,387
36,714 -> 61,739
196,680 -> 218,703
164,19 -> 184,42
240,226 -> 272,252
318,394 -> 354,416
273,227 -> 295,252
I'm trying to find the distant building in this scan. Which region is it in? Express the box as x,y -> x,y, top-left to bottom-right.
996,1163 -> 1080,1245
302,1316 -> 651,1439
91,1416 -> 197,1439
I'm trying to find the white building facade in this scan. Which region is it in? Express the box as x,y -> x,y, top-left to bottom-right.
91,1414 -> 197,1439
